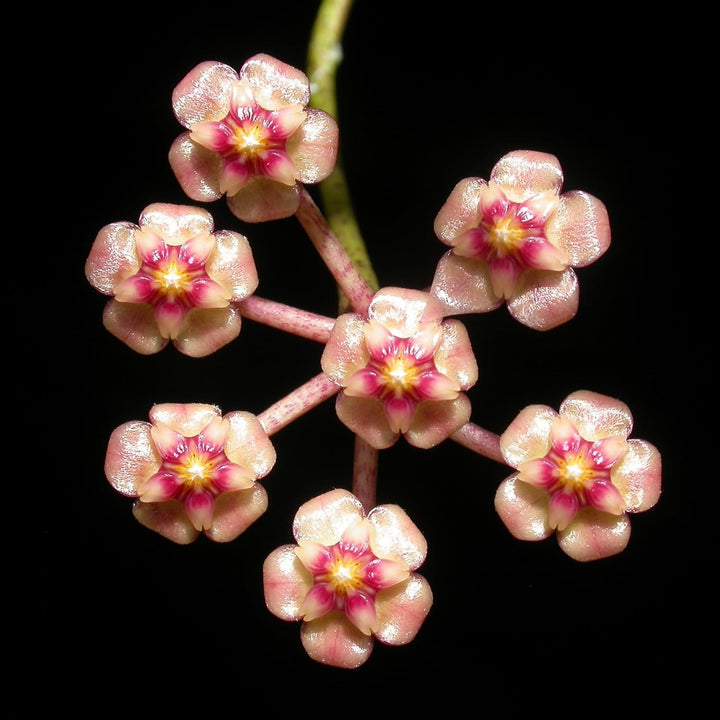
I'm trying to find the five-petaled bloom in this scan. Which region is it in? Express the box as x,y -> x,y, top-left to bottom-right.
169,53 -> 339,223
430,150 -> 611,330
85,202 -> 259,356
321,287 -> 478,449
263,488 -> 433,669
104,403 -> 276,544
495,390 -> 661,561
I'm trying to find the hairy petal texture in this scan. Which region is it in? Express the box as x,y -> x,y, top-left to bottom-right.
489,150 -> 564,202
300,613 -> 374,669
293,489 -> 366,546
374,574 -> 433,645
549,191 -> 611,266
496,391 -> 661,561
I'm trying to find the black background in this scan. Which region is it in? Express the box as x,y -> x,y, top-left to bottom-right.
28,0 -> 707,710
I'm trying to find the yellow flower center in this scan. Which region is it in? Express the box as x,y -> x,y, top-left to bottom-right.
381,355 -> 420,393
233,122 -> 269,155
487,216 -> 526,256
556,455 -> 595,491
326,557 -> 363,595
155,260 -> 191,294
177,451 -> 213,489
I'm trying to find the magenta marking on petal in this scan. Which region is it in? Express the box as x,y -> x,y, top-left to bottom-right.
187,277 -> 232,308
517,457 -> 558,490
548,490 -> 579,531
185,490 -> 215,531
415,370 -> 460,401
344,590 -> 378,636
587,480 -> 625,515
139,471 -> 181,502
344,367 -> 385,398
384,395 -> 415,434
150,422 -> 189,460
362,558 -> 410,589
300,582 -> 336,621
155,300 -> 187,339
113,274 -> 157,304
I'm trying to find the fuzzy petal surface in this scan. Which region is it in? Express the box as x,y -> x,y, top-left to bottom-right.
132,499 -> 199,544
286,107 -> 339,183
172,61 -> 238,128
489,150 -> 563,203
368,287 -> 445,336
102,300 -> 168,354
263,544 -> 314,621
104,421 -> 160,496
495,475 -> 553,541
205,484 -> 268,542
321,314 -> 368,384
550,190 -> 611,266
240,53 -> 311,110
85,222 -> 141,294
169,133 -> 224,202
335,394 -> 398,449
406,395 -> 471,449
434,319 -> 479,389
560,390 -> 633,442
149,403 -> 221,436
430,251 -> 502,316
434,177 -> 487,246
223,410 -> 277,478
225,176 -> 301,222
374,574 -> 433,646
173,305 -> 242,357
611,439 -> 662,512
367,504 -> 427,569
140,203 -> 215,246
557,507 -> 631,562
500,404 -> 557,467
292,488 -> 365,546
507,267 -> 579,330
300,613 -> 374,669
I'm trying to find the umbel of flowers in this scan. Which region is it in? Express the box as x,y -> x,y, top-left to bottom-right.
85,32 -> 661,670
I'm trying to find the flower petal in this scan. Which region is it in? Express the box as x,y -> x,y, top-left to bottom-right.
204,229 -> 258,300
286,107 -> 339,184
173,306 -> 242,357
299,583 -> 337,622
263,544 -> 313,620
223,410 -> 276,478
240,53 -> 311,110
132,498 -> 199,545
149,403 -> 221,437
169,133 -> 224,203
367,504 -> 427,569
102,300 -> 168,354
550,190 -> 611,267
374,574 -> 433,646
335,394 -> 397,450
345,590 -> 378,635
500,404 -> 557,467
172,61 -> 238,128
300,613 -> 374,669
433,319 -> 478,390
140,203 -> 215,246
225,176 -> 301,223
560,390 -> 633,442
321,313 -> 368,384
185,490 -> 215,531
548,490 -> 580,531
430,251 -> 502,316
494,474 -> 553,541
138,471 -> 180,502
362,558 -> 410,589
586,480 -> 625,515
292,488 -> 365,546
434,177 -> 487,247
205,483 -> 268,542
507,267 -> 579,331
104,421 -> 160,496
85,222 -> 140,294
611,439 -> 662,512
489,150 -> 563,203
557,507 -> 631,562
213,462 -> 254,492
405,394 -> 471,449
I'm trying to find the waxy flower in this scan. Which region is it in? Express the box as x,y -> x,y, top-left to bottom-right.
169,53 -> 339,223
321,287 -> 478,449
431,150 -> 611,330
85,203 -> 258,357
104,403 -> 276,544
263,488 -> 433,669
495,390 -> 661,561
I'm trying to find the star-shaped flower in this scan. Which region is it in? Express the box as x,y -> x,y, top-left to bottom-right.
495,390 -> 662,561
105,403 -> 276,544
431,150 -> 611,330
321,287 -> 478,449
263,488 -> 433,669
85,203 -> 258,356
169,54 -> 339,223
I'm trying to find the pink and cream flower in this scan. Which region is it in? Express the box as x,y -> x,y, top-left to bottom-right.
263,488 -> 433,669
495,390 -> 661,561
321,287 -> 478,449
430,150 -> 611,331
85,202 -> 258,357
169,53 -> 339,223
104,403 -> 276,544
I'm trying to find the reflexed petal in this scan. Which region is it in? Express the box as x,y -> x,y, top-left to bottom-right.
611,439 -> 662,512
105,421 -> 160,496
384,395 -> 416,434
362,558 -> 410,589
367,504 -> 427,569
169,133 -> 224,203
587,480 -> 625,515
560,390 -> 633,442
185,490 -> 215,531
155,300 -> 187,339
434,177 -> 487,246
226,176 -> 301,222
113,274 -> 156,303
213,462 -> 254,492
295,540 -> 333,574
550,190 -> 611,266
430,251 -> 502,316
150,421 -> 188,460
300,583 -> 336,622
335,394 -> 398,450
132,498 -> 199,545
139,203 -> 215,246
286,107 -> 339,184
205,230 -> 258,300
415,370 -> 460,401
240,53 -> 311,110
187,277 -> 232,308
219,157 -> 253,196
173,306 -> 242,358
85,222 -> 141,295
500,404 -> 557,467
494,474 -> 553,541
344,367 -> 384,397
548,491 -> 579,531
206,483 -> 268,542
189,121 -> 234,153
138,470 -> 180,502
300,613 -> 374,669
517,457 -> 557,489
557,507 -> 631,562
172,61 -> 238,128
490,150 -> 563,203
149,403 -> 220,437
507,267 -> 579,331
345,590 -> 378,635
406,394 -> 471,449
368,287 -> 434,338
292,488 -> 365,546
263,544 -> 314,620
374,574 -> 433,646
321,313 -> 369,384
433,319 -> 478,390
223,410 -> 276,478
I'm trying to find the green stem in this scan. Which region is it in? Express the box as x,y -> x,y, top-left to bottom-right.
306,0 -> 379,313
